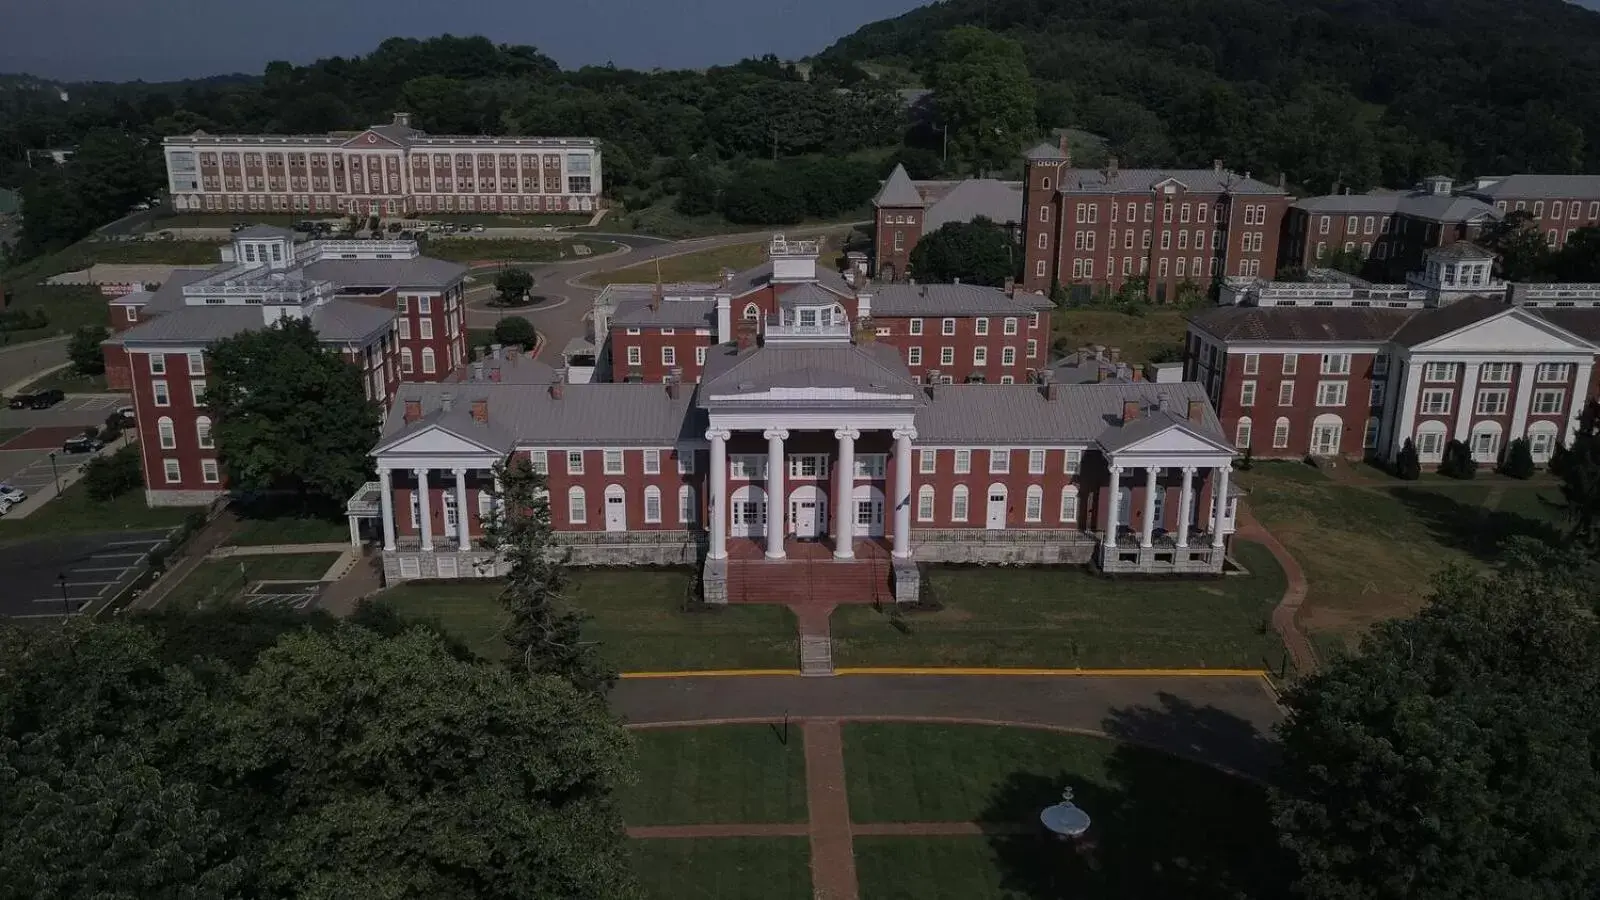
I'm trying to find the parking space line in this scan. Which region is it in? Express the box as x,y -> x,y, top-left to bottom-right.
90,552 -> 147,560
70,565 -> 135,573
105,540 -> 162,547
61,579 -> 120,587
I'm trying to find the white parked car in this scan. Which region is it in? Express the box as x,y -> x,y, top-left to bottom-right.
0,498 -> 12,517
0,484 -> 25,504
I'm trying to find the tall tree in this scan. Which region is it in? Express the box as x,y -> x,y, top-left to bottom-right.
1478,210 -> 1553,281
927,27 -> 1037,175
205,317 -> 379,505
908,217 -> 1016,286
494,267 -> 533,305
482,456 -> 614,694
1273,563 -> 1600,899
1558,398 -> 1600,556
68,324 -> 110,375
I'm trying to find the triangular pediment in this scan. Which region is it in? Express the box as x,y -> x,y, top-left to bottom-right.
1152,176 -> 1189,194
375,423 -> 498,455
1414,307 -> 1596,353
342,129 -> 404,149
1104,422 -> 1233,456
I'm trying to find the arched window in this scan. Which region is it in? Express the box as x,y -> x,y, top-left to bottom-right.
400,348 -> 414,374
421,347 -> 437,374
1234,416 -> 1253,450
1469,421 -> 1503,463
951,485 -> 970,522
1059,487 -> 1079,525
917,485 -> 935,521
157,416 -> 176,450
678,485 -> 697,525
742,303 -> 760,321
195,416 -> 214,449
643,485 -> 662,524
1414,422 -> 1448,462
567,486 -> 587,525
1272,416 -> 1290,450
1527,421 -> 1560,463
1024,485 -> 1044,522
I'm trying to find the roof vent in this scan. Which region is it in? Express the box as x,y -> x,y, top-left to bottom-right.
440,392 -> 454,412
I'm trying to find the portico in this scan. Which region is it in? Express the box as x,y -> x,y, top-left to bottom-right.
1095,410 -> 1237,574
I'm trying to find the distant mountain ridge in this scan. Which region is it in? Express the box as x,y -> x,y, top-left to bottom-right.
818,0 -> 1600,189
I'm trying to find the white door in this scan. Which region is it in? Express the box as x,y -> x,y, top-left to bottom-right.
604,488 -> 627,532
986,488 -> 1007,530
1312,424 -> 1341,455
1151,487 -> 1165,533
791,498 -> 821,538
443,493 -> 459,538
1118,486 -> 1133,527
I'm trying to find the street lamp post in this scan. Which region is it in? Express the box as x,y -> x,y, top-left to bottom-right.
48,451 -> 61,496
57,573 -> 70,619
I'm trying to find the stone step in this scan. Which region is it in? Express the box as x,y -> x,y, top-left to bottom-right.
799,634 -> 833,677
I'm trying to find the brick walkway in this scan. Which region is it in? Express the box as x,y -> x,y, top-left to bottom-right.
804,720 -> 858,900
1233,505 -> 1317,674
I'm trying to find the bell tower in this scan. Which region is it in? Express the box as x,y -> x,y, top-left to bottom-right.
1021,136 -> 1071,294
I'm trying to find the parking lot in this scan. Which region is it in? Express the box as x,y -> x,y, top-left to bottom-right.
0,528 -> 173,619
0,396 -> 125,430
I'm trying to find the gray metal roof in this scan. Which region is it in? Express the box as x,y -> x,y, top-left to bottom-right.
1471,174 -> 1600,200
112,305 -> 271,345
233,224 -> 297,240
914,382 -> 1227,445
611,297 -> 716,328
870,283 -> 1053,316
144,267 -> 225,314
310,300 -> 397,343
1294,191 -> 1498,223
923,179 -> 1023,230
377,382 -> 704,451
1427,241 -> 1495,261
1024,142 -> 1067,161
700,341 -> 920,400
469,352 -> 558,385
302,256 -> 466,290
1389,295 -> 1507,346
1527,307 -> 1600,342
1058,168 -> 1284,196
873,164 -> 925,208
1189,306 -> 1416,343
776,283 -> 842,309
730,260 -> 853,298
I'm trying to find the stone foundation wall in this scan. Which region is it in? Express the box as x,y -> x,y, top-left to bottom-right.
891,558 -> 921,605
909,529 -> 1099,565
702,557 -> 728,605
382,532 -> 707,583
146,488 -> 227,508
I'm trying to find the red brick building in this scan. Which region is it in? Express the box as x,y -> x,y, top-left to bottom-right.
1466,174 -> 1600,250
1021,140 -> 1291,301
595,237 -> 1053,386
871,165 -> 1023,282
107,227 -> 466,506
162,113 -> 602,218
1280,177 -> 1499,280
1188,243 -> 1600,466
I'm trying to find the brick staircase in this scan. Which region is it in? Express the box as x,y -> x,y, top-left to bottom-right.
726,557 -> 893,605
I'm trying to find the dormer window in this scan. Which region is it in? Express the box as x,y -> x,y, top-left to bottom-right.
244,244 -> 257,263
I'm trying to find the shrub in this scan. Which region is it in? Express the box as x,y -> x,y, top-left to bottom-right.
493,316 -> 537,349
68,325 -> 110,375
1438,439 -> 1478,479
1500,437 -> 1536,479
82,444 -> 142,500
1549,440 -> 1571,476
1395,439 -> 1422,481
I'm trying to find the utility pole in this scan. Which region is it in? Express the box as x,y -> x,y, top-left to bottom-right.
942,125 -> 949,167
771,128 -> 779,162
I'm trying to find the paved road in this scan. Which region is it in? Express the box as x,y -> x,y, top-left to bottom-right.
0,395 -> 125,432
611,674 -> 1284,778
0,337 -> 69,394
0,528 -> 172,619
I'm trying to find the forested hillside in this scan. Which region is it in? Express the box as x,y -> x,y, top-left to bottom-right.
818,0 -> 1600,191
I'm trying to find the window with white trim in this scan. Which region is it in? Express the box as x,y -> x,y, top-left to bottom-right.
626,346 -> 642,367
419,318 -> 434,340
201,459 -> 220,484
988,449 -> 1010,474
1282,355 -> 1298,375
1027,449 -> 1046,474
954,450 -> 971,474
567,450 -> 584,474
152,380 -> 170,407
1235,418 -> 1252,449
644,486 -> 662,524
676,450 -> 696,475
1243,353 -> 1259,375
1420,389 -> 1453,415
1003,318 -> 1018,335
662,346 -> 676,366
603,449 -> 624,474
529,450 -> 549,475
1475,389 -> 1509,416
1027,339 -> 1038,359
568,486 -> 587,524
975,318 -> 989,336
1320,353 -> 1351,376
157,416 -> 176,449
917,485 -> 935,521
164,459 -> 181,484
951,485 -> 969,521
1024,485 -> 1043,522
191,379 -> 207,405
1272,417 -> 1290,449
1277,382 -> 1294,406
1416,426 -> 1447,459
186,351 -> 205,375
908,347 -> 922,366
973,346 -> 987,366
1363,417 -> 1380,449
855,455 -> 888,479
195,416 -> 213,449
1059,488 -> 1078,524
919,449 -> 936,474
909,318 -> 923,335
149,354 -> 166,375
1315,381 -> 1347,407
1240,380 -> 1256,407
401,349 -> 414,373
421,348 -> 436,374
642,449 -> 661,474
1063,449 -> 1082,474
1480,362 -> 1512,383
1533,388 -> 1566,415
1001,346 -> 1016,366
788,455 -> 830,478
1424,362 -> 1457,382
398,318 -> 411,340
942,318 -> 956,336
1537,363 -> 1572,383
940,347 -> 954,366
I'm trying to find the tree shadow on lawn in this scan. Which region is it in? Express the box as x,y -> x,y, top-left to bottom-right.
981,695 -> 1291,899
1389,486 -> 1566,563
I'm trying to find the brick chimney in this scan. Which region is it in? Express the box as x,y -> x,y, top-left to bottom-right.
1187,398 -> 1204,425
1003,276 -> 1015,297
666,366 -> 683,399
1106,156 -> 1119,178
1122,400 -> 1140,422
650,282 -> 663,310
1058,133 -> 1071,167
1213,158 -> 1224,174
549,367 -> 565,400
735,320 -> 758,350
1038,367 -> 1058,401
470,399 -> 488,423
489,365 -> 502,383
403,399 -> 422,423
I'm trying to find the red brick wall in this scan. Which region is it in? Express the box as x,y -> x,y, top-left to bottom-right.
1021,160 -> 1066,293
105,344 -> 131,391
1210,348 -> 1384,458
873,312 -> 1048,383
608,329 -> 716,382
128,349 -> 218,493
874,206 -> 923,280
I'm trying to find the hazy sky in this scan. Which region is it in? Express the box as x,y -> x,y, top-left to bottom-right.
3,0 -> 929,83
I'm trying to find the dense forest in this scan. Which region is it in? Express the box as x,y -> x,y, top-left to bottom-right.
7,0 -> 1600,261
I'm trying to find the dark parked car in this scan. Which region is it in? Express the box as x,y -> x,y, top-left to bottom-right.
28,389 -> 64,409
7,393 -> 32,409
61,435 -> 103,454
116,406 -> 137,426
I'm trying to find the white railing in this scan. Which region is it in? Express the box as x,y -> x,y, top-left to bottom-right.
764,316 -> 849,340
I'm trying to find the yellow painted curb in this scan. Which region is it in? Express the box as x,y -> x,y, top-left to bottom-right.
619,669 -> 802,679
833,667 -> 1270,677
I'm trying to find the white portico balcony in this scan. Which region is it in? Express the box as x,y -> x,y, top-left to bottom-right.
764,311 -> 850,342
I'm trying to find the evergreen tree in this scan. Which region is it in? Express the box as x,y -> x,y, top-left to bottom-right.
1500,437 -> 1535,479
1558,398 -> 1600,555
482,456 -> 613,694
1438,439 -> 1477,479
67,325 -> 110,376
1394,438 -> 1422,480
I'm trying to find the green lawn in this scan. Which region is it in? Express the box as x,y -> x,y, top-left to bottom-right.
625,726 -> 807,826
631,839 -> 811,900
845,724 -> 1287,898
379,570 -> 798,671
16,369 -> 110,395
586,243 -> 772,287
0,481 -> 198,541
830,540 -> 1287,670
162,553 -> 341,610
226,514 -> 351,546
1051,308 -> 1189,365
1240,462 -> 1558,650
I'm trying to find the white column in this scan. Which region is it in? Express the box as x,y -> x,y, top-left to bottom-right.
1509,363 -> 1537,440
1569,362 -> 1594,446
1105,465 -> 1122,547
1393,358 -> 1423,460
707,429 -> 730,560
1453,361 -> 1479,442
454,467 -> 470,551
892,429 -> 916,559
834,428 -> 858,559
379,467 -> 396,551
1140,466 -> 1159,548
348,514 -> 361,548
1211,465 -> 1230,549
764,428 -> 788,559
1176,466 -> 1195,548
416,467 -> 433,551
